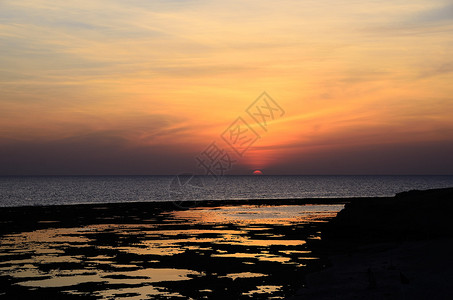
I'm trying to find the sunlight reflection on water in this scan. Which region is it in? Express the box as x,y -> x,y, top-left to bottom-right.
0,204 -> 344,299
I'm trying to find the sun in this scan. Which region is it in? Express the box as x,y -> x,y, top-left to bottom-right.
253,170 -> 263,175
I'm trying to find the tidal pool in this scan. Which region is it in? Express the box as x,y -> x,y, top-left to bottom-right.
0,204 -> 343,299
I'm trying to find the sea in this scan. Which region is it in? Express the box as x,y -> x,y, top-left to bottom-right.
1,175 -> 452,207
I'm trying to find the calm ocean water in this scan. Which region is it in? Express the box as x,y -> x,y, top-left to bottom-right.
0,175 -> 452,207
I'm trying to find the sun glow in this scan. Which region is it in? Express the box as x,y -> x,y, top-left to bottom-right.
1,0 -> 453,175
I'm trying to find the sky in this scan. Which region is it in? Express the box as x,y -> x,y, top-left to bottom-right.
1,0 -> 453,175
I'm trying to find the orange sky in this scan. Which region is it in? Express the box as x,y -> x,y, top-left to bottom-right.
1,0 -> 453,175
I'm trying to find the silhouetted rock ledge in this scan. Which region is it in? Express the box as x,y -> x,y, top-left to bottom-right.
291,187 -> 453,300
323,187 -> 453,243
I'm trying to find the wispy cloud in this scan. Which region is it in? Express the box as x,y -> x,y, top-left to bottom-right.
1,0 -> 453,174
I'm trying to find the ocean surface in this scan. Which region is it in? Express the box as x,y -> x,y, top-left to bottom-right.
1,175 -> 452,207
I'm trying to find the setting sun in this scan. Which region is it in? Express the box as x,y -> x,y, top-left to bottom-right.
0,0 -> 452,176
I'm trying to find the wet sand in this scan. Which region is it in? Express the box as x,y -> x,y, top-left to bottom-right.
0,198 -> 349,299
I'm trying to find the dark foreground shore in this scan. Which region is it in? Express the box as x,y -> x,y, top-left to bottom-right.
0,188 -> 452,299
291,187 -> 453,299
0,198 -> 347,299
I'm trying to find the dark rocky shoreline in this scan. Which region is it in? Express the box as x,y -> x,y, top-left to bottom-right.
0,198 -> 345,299
292,187 -> 453,299
323,187 -> 453,243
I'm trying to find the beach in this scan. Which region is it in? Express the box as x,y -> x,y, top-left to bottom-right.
0,198 -> 347,299
292,187 -> 453,299
0,188 -> 452,299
